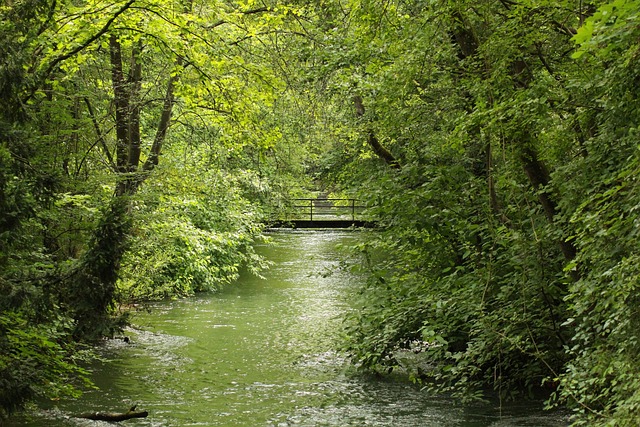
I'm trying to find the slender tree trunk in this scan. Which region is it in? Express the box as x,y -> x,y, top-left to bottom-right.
110,34 -> 130,177
520,145 -> 577,263
127,41 -> 143,172
143,70 -> 178,172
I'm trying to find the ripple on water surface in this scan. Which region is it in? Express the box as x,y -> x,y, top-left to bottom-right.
12,231 -> 568,426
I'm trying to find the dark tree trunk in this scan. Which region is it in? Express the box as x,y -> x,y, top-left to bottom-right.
520,145 -> 577,263
110,34 -> 130,177
70,196 -> 131,339
71,35 -> 178,339
353,95 -> 400,169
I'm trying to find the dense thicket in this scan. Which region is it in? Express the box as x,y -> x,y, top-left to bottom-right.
278,1 -> 639,425
0,0 -> 297,418
2,0 -> 639,425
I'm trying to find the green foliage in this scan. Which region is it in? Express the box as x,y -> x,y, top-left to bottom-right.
551,4 -> 640,423
0,2 -> 96,410
296,1 -> 634,422
0,310 -> 91,420
117,157 -> 268,301
325,0 -> 640,424
4,0 -> 640,425
556,151 -> 640,425
572,0 -> 640,59
0,0 -> 291,417
343,157 -> 570,400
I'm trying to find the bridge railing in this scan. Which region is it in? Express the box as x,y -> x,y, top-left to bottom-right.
285,198 -> 367,222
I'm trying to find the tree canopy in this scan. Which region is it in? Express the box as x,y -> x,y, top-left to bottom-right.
2,0 -> 640,425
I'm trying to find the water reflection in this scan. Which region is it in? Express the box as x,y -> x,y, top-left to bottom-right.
14,231 -> 568,426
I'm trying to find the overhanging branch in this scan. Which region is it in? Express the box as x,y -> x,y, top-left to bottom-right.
353,95 -> 400,169
24,0 -> 135,104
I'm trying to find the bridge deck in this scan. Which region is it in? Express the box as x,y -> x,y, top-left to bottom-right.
268,198 -> 376,229
268,219 -> 376,229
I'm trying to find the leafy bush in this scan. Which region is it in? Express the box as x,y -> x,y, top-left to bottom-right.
549,3 -> 640,424
117,165 -> 268,301
343,159 -> 570,401
0,310 -> 91,420
337,2 -> 640,425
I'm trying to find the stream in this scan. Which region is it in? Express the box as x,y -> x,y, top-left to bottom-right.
16,230 -> 569,426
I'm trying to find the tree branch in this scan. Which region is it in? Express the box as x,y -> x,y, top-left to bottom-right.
353,95 -> 400,169
207,7 -> 269,29
83,97 -> 116,170
77,410 -> 148,422
142,64 -> 180,174
24,0 -> 135,104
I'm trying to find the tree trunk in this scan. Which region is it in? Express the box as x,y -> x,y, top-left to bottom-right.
110,34 -> 130,176
127,40 -> 143,174
353,95 -> 400,169
71,195 -> 131,339
520,145 -> 577,263
71,34 -> 179,339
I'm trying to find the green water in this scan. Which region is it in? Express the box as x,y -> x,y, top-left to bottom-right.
16,230 -> 568,426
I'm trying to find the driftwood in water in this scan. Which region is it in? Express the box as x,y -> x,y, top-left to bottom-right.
76,409 -> 148,422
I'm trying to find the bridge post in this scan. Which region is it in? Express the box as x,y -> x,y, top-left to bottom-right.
270,198 -> 375,228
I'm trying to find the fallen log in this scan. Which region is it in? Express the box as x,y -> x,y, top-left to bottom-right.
76,409 -> 148,422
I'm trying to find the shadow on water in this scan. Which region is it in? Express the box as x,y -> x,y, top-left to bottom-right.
13,230 -> 569,426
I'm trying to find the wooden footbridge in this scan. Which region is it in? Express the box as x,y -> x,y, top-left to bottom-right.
268,198 -> 376,229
